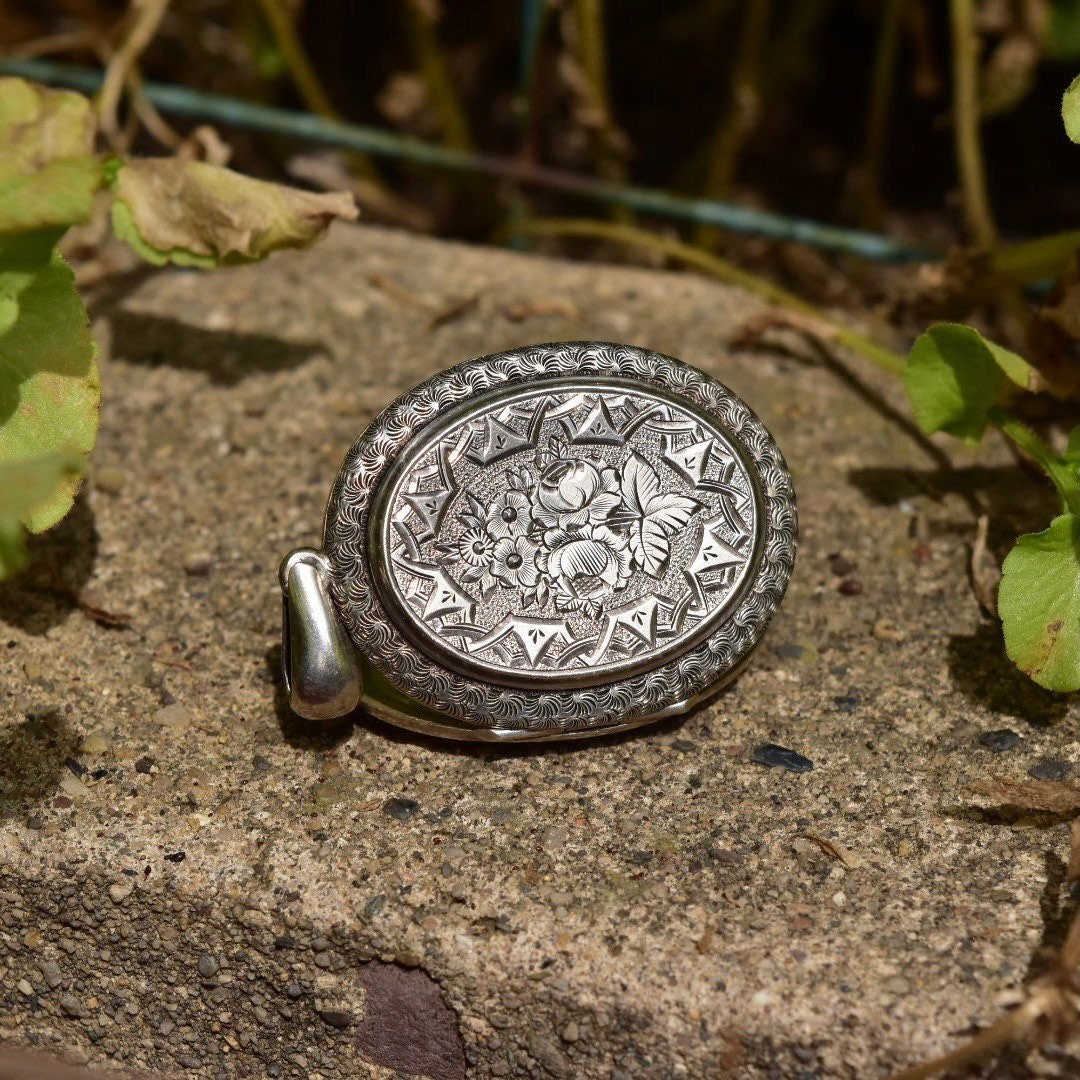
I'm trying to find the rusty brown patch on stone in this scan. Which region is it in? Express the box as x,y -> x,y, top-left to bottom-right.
353,962 -> 466,1080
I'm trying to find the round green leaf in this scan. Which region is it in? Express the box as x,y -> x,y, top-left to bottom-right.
1064,73 -> 1080,143
904,323 -> 1032,444
0,451 -> 82,579
0,232 -> 99,534
999,513 -> 1080,691
0,76 -> 102,233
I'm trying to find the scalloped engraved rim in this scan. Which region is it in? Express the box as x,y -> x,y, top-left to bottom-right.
323,342 -> 797,734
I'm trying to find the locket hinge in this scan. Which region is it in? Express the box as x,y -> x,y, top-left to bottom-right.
279,548 -> 362,720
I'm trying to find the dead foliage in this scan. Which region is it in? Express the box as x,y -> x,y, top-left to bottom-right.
968,776 -> 1080,814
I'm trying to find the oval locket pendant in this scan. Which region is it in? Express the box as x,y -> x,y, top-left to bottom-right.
281,342 -> 796,741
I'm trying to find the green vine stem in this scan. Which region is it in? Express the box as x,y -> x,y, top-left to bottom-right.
992,229 -> 1080,283
991,410 -> 1080,515
514,216 -> 907,375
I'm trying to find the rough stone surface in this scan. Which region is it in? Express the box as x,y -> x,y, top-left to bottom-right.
1,224 -> 1078,1078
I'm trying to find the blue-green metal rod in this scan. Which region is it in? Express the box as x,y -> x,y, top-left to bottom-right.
0,56 -> 935,264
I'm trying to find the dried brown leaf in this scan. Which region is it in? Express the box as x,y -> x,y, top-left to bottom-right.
112,158 -> 357,268
969,776 -> 1080,813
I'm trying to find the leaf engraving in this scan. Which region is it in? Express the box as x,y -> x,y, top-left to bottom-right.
619,452 -> 700,576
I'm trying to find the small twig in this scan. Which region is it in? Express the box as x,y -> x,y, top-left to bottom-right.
969,513 -> 1000,617
429,293 -> 479,329
797,832 -> 849,866
124,66 -> 183,150
515,216 -> 907,376
11,28 -> 102,59
892,809 -> 1080,1079
890,990 -> 1062,1080
949,0 -> 998,248
97,0 -> 172,149
368,273 -> 431,311
402,0 -> 474,152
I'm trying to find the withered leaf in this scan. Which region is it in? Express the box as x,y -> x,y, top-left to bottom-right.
112,158 -> 358,267
1068,821 -> 1080,884
969,776 -> 1080,814
0,76 -> 101,233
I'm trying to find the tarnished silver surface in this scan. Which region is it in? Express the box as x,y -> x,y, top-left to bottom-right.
282,342 -> 796,740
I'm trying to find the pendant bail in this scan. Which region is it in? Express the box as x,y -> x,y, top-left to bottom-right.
280,548 -> 362,721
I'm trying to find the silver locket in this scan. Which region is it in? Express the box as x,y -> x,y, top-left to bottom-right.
280,342 -> 796,741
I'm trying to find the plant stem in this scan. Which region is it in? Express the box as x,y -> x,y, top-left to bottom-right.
97,0 -> 172,148
949,0 -> 998,248
515,216 -> 908,376
3,56 -> 937,263
889,992 -> 1051,1080
860,0 -> 906,227
403,0 -> 474,152
992,411 -> 1080,515
573,0 -> 629,221
761,0 -> 832,101
695,0 -> 771,247
252,0 -> 381,183
992,230 -> 1080,283
254,0 -> 335,119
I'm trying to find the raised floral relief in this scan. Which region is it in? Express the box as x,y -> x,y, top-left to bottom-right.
435,437 -> 701,620
382,385 -> 757,680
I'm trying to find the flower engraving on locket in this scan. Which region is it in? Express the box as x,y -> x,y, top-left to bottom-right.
375,381 -> 759,688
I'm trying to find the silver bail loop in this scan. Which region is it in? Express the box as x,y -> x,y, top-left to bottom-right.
280,548 -> 362,721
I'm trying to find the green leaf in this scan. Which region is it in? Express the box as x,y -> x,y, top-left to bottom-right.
0,451 -> 82,580
111,158 -> 357,267
904,323 -> 1033,444
0,76 -> 102,233
1064,73 -> 1080,144
999,513 -> 1080,691
0,231 -> 100,536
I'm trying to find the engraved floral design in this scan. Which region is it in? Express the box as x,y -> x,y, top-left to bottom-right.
533,458 -> 622,531
490,535 -> 543,588
437,439 -> 702,615
456,526 -> 494,566
545,523 -> 633,601
486,490 -> 531,539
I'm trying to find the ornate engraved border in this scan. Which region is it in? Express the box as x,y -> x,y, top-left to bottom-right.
324,342 -> 797,733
